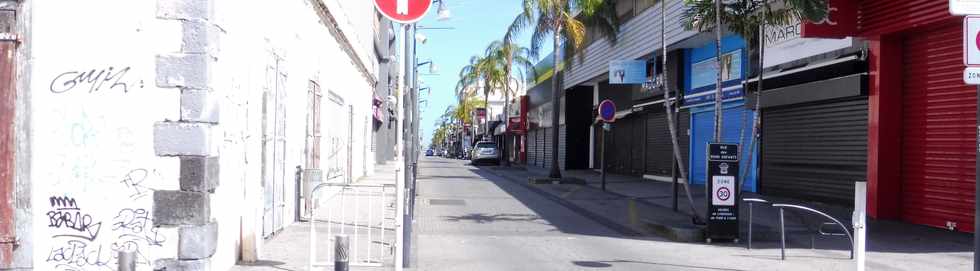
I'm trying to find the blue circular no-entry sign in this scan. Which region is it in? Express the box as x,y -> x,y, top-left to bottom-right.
598,99 -> 616,123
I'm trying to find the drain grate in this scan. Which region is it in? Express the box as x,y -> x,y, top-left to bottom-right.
429,199 -> 466,206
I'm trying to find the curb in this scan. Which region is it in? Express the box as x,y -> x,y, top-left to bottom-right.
642,218 -> 705,243
481,168 -> 645,236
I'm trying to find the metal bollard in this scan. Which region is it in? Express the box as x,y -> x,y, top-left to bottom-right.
335,235 -> 350,271
779,208 -> 786,260
747,203 -> 753,250
117,250 -> 136,271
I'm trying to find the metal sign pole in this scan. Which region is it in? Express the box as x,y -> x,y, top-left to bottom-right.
601,123 -> 610,191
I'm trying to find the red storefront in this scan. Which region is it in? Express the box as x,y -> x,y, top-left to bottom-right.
506,96 -> 529,163
855,0 -> 976,232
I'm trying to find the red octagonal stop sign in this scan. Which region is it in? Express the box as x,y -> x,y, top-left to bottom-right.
375,0 -> 433,24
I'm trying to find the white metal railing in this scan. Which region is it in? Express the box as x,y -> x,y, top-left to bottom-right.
309,182 -> 397,269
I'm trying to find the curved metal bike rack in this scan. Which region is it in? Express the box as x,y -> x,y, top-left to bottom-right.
743,198 -> 770,250
771,203 -> 854,261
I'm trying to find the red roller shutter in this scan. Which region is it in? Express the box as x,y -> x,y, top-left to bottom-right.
901,22 -> 977,232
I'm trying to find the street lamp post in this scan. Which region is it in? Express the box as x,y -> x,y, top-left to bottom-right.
401,3 -> 451,266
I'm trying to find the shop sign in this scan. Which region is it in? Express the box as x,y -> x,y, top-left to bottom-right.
682,88 -> 744,107
507,117 -> 525,134
765,17 -> 854,68
801,0 -> 857,38
691,50 -> 742,92
706,143 -> 740,241
609,60 -> 648,84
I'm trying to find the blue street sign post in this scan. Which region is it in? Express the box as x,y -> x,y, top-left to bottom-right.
598,99 -> 615,190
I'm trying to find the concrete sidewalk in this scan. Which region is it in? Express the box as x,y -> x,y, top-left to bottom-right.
231,162 -> 401,271
484,165 -> 973,271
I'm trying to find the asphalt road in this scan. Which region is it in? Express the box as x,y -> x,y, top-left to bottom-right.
411,157 -> 864,271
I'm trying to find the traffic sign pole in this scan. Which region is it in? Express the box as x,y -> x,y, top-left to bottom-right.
597,99 -> 616,191
962,13 -> 980,271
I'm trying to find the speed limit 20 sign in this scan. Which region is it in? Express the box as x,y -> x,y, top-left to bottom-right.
374,0 -> 433,23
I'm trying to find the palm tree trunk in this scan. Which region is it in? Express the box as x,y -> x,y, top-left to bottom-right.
485,89 -> 490,139
712,0 -> 724,142
740,22 -> 765,190
548,24 -> 563,179
502,74 -> 512,166
661,0 -> 703,222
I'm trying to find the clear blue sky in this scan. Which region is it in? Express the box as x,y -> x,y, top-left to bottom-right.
415,0 -> 548,149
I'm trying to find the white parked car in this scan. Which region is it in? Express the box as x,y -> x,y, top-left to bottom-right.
471,141 -> 499,165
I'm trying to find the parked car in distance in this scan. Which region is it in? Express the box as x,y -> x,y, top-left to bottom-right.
425,149 -> 434,156
471,141 -> 499,165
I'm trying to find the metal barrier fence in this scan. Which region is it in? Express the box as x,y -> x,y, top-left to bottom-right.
309,182 -> 397,269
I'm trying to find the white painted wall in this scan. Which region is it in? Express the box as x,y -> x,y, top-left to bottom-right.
213,0 -> 380,269
27,0 -> 382,270
30,0 -> 181,270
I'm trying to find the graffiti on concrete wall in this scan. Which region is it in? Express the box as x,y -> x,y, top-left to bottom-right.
49,66 -> 144,94
44,169 -> 168,271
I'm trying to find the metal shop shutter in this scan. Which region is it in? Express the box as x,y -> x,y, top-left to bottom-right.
611,117 -> 633,175
760,99 -> 868,205
645,110 -> 691,176
543,127 -> 554,170
630,116 -> 645,175
527,130 -> 535,166
559,125 -> 567,170
902,23 -> 976,232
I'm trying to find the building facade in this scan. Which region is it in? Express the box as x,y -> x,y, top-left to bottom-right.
0,0 -> 395,269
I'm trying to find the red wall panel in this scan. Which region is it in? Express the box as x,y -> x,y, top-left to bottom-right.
901,23 -> 977,232
859,0 -> 952,36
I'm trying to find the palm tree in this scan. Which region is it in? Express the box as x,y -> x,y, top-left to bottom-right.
682,0 -> 828,190
485,40 -> 538,166
456,55 -> 507,141
508,0 -> 619,178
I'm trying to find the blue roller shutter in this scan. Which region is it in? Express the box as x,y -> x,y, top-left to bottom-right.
689,101 -> 758,192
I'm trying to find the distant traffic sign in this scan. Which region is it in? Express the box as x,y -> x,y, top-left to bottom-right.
375,0 -> 433,24
598,99 -> 616,123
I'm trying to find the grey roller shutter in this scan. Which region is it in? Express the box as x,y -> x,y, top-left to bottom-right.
760,98 -> 868,205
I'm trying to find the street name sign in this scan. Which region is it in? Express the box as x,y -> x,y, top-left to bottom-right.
375,0 -> 432,23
